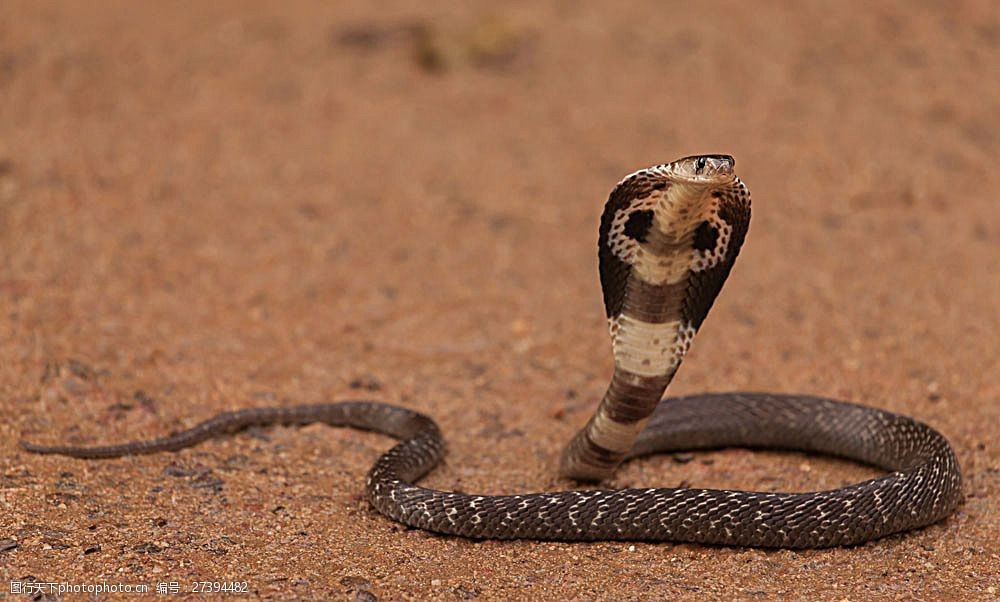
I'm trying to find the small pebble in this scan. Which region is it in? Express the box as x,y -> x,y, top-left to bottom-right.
349,376 -> 382,391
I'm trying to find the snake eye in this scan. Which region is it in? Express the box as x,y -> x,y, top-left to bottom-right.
694,157 -> 707,173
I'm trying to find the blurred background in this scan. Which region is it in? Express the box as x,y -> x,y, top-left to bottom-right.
2,2 -> 997,599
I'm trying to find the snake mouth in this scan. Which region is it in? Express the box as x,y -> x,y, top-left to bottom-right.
669,154 -> 736,183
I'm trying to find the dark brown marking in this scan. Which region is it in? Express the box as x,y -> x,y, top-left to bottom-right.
602,370 -> 672,422
692,220 -> 718,251
622,278 -> 688,323
581,438 -> 622,465
623,210 -> 654,243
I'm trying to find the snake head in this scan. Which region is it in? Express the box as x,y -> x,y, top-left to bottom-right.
669,154 -> 735,182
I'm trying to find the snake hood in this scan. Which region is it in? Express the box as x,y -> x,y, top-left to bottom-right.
564,155 -> 751,480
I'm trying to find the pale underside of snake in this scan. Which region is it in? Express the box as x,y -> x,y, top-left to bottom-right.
22,155 -> 962,548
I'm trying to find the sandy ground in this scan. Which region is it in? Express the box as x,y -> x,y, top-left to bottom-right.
1,1 -> 998,600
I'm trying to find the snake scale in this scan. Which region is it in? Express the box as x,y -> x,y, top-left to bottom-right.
22,155 -> 962,548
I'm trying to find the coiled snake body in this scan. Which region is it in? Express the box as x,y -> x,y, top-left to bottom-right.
22,155 -> 962,548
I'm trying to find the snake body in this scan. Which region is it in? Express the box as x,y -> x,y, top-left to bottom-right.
22,155 -> 962,548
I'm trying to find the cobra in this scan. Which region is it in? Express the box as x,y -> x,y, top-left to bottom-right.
22,155 -> 962,548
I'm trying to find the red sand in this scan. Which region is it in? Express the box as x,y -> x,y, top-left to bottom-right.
2,2 -> 997,600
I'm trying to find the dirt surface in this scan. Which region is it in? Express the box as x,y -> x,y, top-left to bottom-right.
2,1 -> 998,600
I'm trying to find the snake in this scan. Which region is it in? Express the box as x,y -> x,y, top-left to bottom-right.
21,155 -> 962,548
